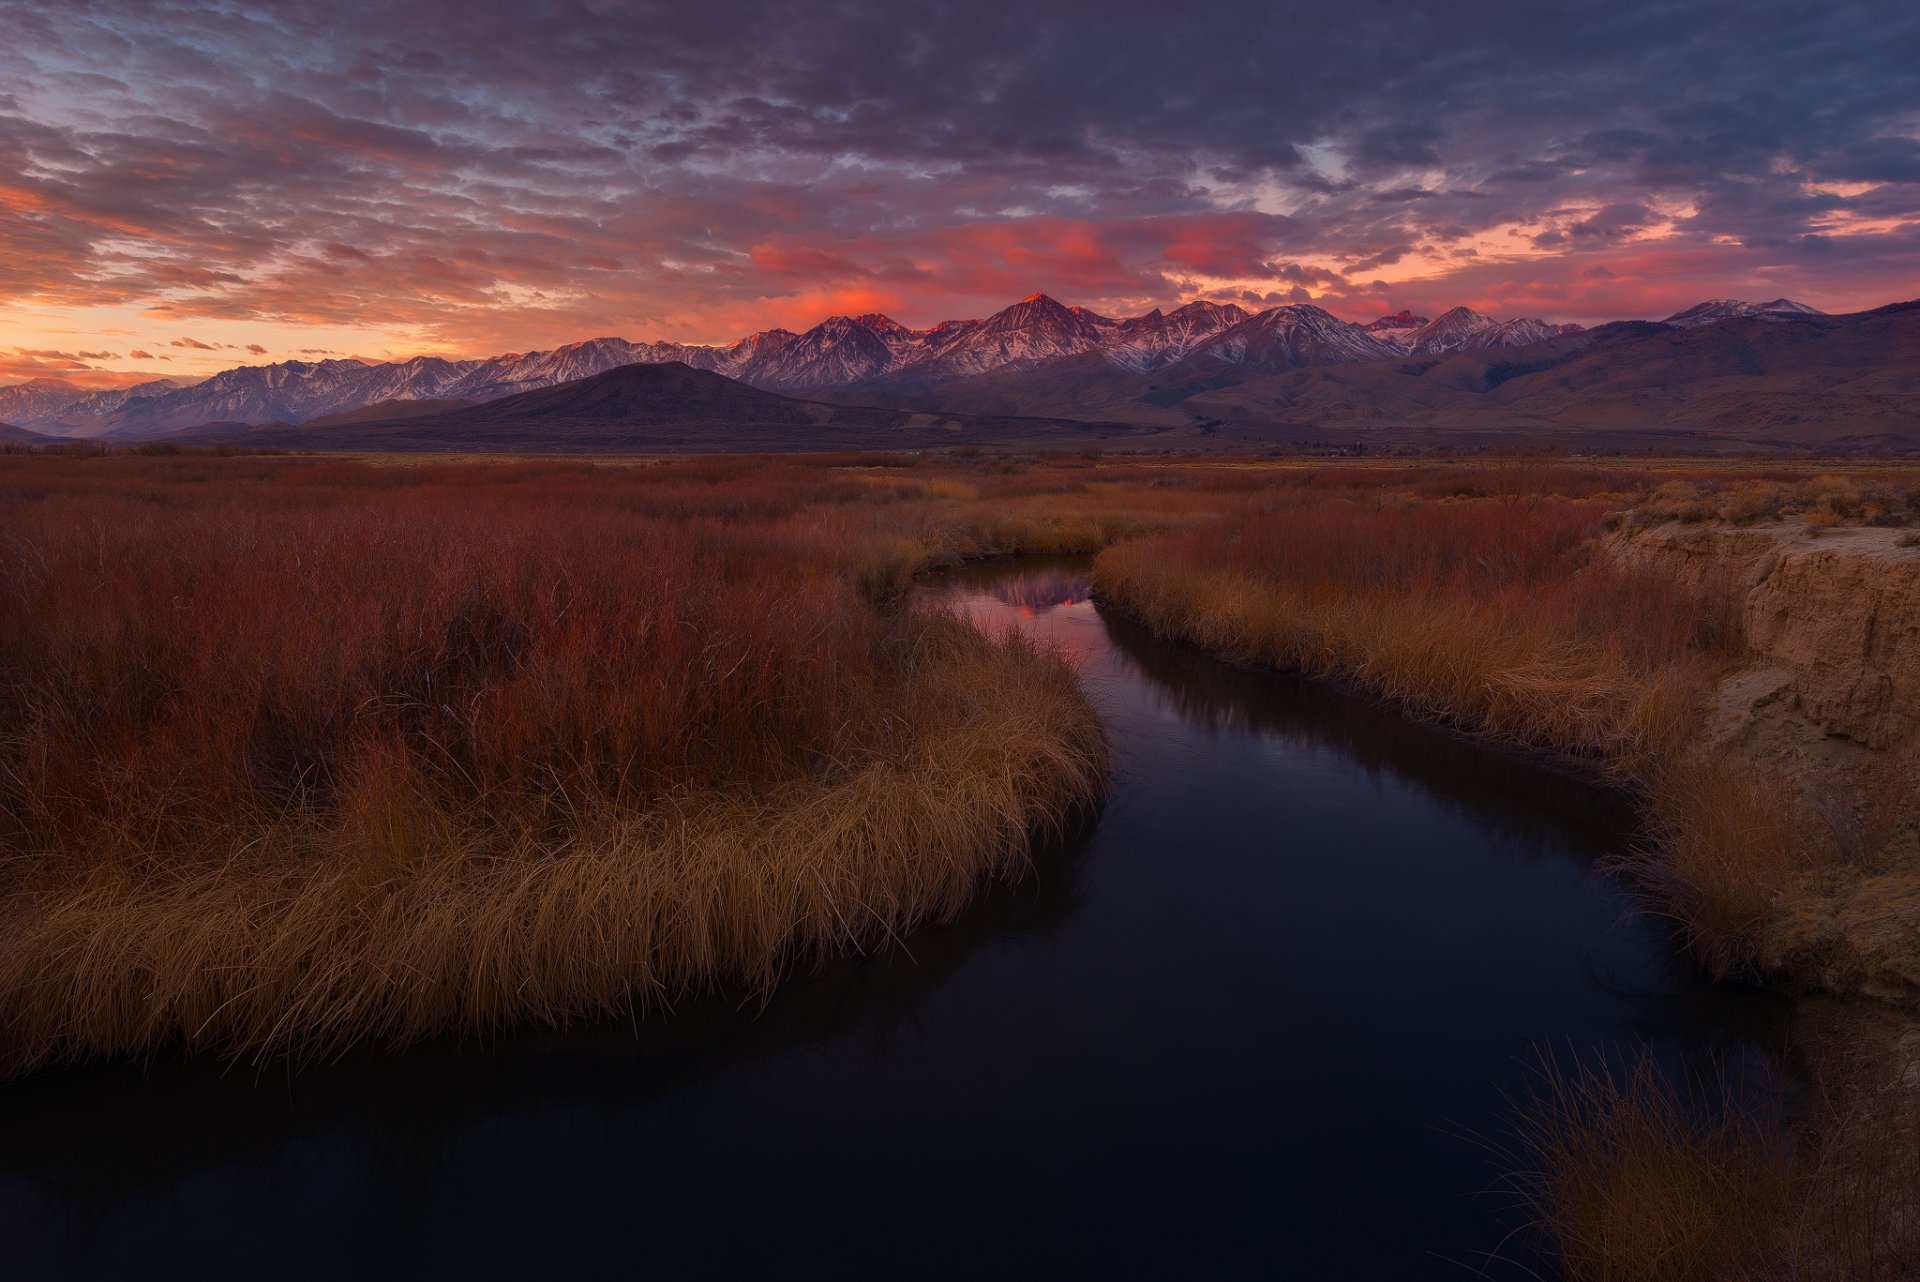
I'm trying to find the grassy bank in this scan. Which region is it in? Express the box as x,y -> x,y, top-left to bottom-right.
1081,461 -> 1920,1277
1089,465 -> 1920,976
0,455 -> 1110,1072
1092,485 -> 1729,768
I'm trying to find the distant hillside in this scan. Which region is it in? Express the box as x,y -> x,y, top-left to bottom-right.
198,361 -> 1151,453
0,422 -> 48,444
301,397 -> 477,427
1174,301 -> 1920,451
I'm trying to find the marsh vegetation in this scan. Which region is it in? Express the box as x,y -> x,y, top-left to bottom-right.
4,448 -> 1919,1275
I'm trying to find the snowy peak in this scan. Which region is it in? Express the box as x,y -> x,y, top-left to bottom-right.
981,292 -> 1103,341
1194,304 -> 1402,371
1101,299 -> 1251,371
1167,300 -> 1251,328
1364,310 -> 1429,333
1663,298 -> 1826,328
738,315 -> 898,390
0,379 -> 90,424
850,312 -> 911,335
909,293 -> 1111,378
1406,306 -> 1498,352
1386,307 -> 1582,355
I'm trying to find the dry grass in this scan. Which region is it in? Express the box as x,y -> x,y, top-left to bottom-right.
1508,1046 -> 1920,1281
11,449 -> 1920,1271
1630,760 -> 1831,977
1626,472 -> 1920,530
1506,1053 -> 1793,1281
1092,489 -> 1733,769
0,454 -> 1109,1072
1083,464 -> 1920,985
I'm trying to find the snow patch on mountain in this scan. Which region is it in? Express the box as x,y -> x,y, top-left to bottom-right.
1662,298 -> 1825,328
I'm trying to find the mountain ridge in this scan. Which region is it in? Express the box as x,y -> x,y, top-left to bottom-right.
0,292 -> 1840,441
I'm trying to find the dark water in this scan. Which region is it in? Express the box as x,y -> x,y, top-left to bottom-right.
0,557 -> 1791,1280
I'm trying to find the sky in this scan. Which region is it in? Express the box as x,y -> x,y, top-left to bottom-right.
2,0 -> 1918,387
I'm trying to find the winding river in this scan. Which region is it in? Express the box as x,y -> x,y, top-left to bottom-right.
0,557 -> 1791,1278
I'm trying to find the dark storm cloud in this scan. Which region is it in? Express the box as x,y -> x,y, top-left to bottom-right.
0,0 -> 1916,354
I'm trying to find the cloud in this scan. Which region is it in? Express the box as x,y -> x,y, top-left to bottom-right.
0,0 -> 1912,367
245,343 -> 268,354
169,337 -> 216,350
0,347 -> 155,384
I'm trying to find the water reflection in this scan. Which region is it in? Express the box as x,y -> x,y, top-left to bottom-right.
0,555 -> 1793,1281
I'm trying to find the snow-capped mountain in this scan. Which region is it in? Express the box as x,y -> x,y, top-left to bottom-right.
1661,298 -> 1825,328
1102,301 -> 1252,372
1362,310 -> 1429,337
900,293 -> 1115,381
0,377 -> 202,428
0,379 -> 87,424
1377,306 -> 1583,356
1188,305 -> 1403,372
11,292 -> 1802,437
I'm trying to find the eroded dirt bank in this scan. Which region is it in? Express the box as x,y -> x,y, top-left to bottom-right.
1614,521 -> 1920,997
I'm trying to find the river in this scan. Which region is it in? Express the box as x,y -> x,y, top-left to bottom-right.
0,556 -> 1791,1278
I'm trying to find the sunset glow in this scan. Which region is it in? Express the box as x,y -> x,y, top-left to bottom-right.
3,1 -> 1917,387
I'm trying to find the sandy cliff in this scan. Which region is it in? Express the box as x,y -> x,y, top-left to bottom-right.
1615,521 -> 1920,995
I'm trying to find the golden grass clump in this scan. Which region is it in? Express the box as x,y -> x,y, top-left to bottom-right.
1507,1053 -> 1793,1281
0,455 -> 1106,1072
1509,1045 -> 1920,1282
1632,759 -> 1828,978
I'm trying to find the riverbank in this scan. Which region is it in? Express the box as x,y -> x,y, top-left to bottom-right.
1087,477 -> 1920,1276
1611,519 -> 1920,996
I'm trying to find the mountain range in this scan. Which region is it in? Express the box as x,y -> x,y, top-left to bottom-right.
8,292 -> 1916,453
0,293 -> 1627,437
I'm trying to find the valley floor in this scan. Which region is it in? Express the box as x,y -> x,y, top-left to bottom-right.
5,448 -> 1920,1274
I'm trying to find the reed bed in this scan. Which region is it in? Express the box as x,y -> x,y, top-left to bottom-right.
1092,491 -> 1734,769
0,455 -> 1107,1072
